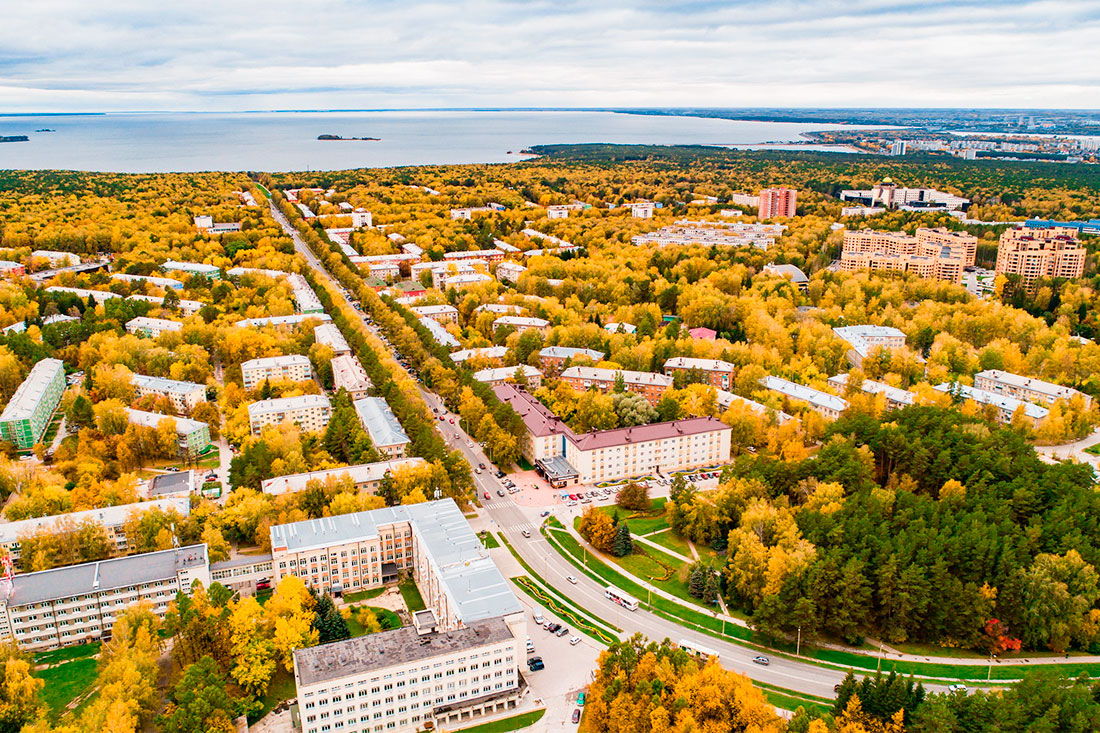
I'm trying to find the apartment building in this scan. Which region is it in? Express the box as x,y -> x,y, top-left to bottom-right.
762,264 -> 809,290
631,221 -> 784,250
840,229 -> 966,284
111,273 -> 184,290
410,305 -> 459,324
715,390 -> 791,424
241,355 -> 313,390
760,376 -> 849,420
474,304 -> 525,316
270,499 -> 522,631
450,347 -> 508,366
127,294 -> 205,315
235,313 -> 332,329
125,408 -> 211,454
538,346 -> 605,370
840,179 -> 969,211
125,316 -> 183,338
0,261 -> 25,277
248,394 -> 332,435
130,373 -> 207,412
442,273 -> 494,291
31,250 -> 80,266
314,323 -> 353,357
295,614 -> 524,733
832,325 -> 908,367
261,457 -> 427,496
560,366 -> 673,405
995,227 -> 1086,286
626,202 -> 655,218
0,498 -> 191,566
332,354 -> 373,400
933,383 -> 1049,425
915,227 -> 978,266
449,207 -> 500,220
757,188 -> 798,218
194,215 -> 242,233
354,397 -> 411,457
0,358 -> 65,450
472,366 -> 543,389
973,369 -> 1090,407
492,384 -> 730,486
287,274 -> 326,314
443,250 -> 506,264
496,262 -> 527,283
418,317 -> 461,350
0,545 -> 210,651
663,357 -> 735,390
161,260 -> 221,279
604,322 -> 636,334
492,316 -> 549,334
827,374 -> 915,411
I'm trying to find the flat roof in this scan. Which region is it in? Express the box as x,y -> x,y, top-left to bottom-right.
241,354 -> 311,370
664,356 -> 734,372
561,366 -> 673,387
353,397 -> 409,447
761,376 -> 849,413
247,394 -> 331,417
126,408 -> 208,435
148,472 -> 195,496
261,458 -> 427,495
162,260 -> 220,274
271,499 -> 521,624
410,305 -> 458,315
295,615 -> 514,687
540,346 -> 604,361
5,544 -> 207,607
0,497 -> 190,543
0,359 -> 63,422
493,316 -> 549,328
131,373 -> 205,395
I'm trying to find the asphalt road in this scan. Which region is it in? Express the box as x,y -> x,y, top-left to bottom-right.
270,201 -> 955,700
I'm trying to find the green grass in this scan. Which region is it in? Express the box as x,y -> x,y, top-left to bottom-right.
479,531 -> 501,549
597,500 -> 670,536
34,642 -> 99,667
511,577 -> 618,645
762,689 -> 833,717
346,606 -> 403,636
1085,444 -> 1100,456
255,183 -> 273,199
36,657 -> 98,719
644,529 -> 693,558
516,456 -> 535,471
343,587 -> 386,604
453,708 -> 546,732
253,668 -> 296,723
399,579 -> 426,612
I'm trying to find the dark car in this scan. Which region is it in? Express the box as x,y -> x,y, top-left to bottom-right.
572,708 -> 581,724
496,489 -> 505,497
547,623 -> 561,633
527,657 -> 544,671
495,470 -> 506,479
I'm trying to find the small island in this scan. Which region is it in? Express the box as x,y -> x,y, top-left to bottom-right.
35,128 -> 55,133
0,135 -> 29,143
317,134 -> 380,141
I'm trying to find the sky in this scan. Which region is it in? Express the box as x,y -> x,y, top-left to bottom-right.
1,0 -> 1099,113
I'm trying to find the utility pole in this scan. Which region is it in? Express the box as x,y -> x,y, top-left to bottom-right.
797,627 -> 801,657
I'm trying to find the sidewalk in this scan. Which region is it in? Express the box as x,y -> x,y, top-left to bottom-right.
552,519 -> 1100,668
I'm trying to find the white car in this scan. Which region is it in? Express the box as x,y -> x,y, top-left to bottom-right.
569,636 -> 581,646
948,683 -> 967,693
566,575 -> 578,584
533,613 -> 545,625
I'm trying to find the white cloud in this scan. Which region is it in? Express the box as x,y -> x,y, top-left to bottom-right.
0,0 -> 1097,111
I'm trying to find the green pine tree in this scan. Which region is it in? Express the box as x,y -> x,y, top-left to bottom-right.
611,524 -> 633,557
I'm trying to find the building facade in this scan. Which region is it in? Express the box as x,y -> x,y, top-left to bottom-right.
241,355 -> 313,390
559,366 -> 673,405
760,376 -> 849,420
247,395 -> 332,435
0,358 -> 65,450
995,227 -> 1086,286
973,369 -> 1089,407
353,397 -> 410,458
663,357 -> 735,390
757,188 -> 798,218
125,316 -> 184,338
125,409 -> 211,454
332,355 -> 373,400
130,373 -> 207,412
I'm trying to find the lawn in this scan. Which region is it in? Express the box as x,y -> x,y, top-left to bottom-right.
34,642 -> 99,667
343,587 -> 386,604
645,529 -> 693,558
346,606 -> 403,636
37,657 -> 98,719
399,579 -> 426,612
478,531 -> 501,549
454,708 -> 546,733
1085,443 -> 1100,456
253,668 -> 296,723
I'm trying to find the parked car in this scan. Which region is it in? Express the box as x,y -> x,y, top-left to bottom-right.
478,462 -> 486,470
752,655 -> 770,666
495,470 -> 506,479
571,708 -> 580,724
528,657 -> 544,671
566,575 -> 578,584
526,639 -> 535,653
569,636 -> 581,646
948,683 -> 968,693
533,613 -> 545,625
546,622 -> 561,632
555,627 -> 569,637
577,692 -> 586,706
483,492 -> 490,500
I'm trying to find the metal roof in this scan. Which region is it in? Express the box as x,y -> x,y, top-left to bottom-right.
125,408 -> 208,434
0,359 -> 63,422
131,373 -> 205,396
247,394 -> 331,417
353,397 -> 410,448
539,346 -> 604,361
761,376 -> 849,413
260,457 -> 427,495
0,497 -> 190,543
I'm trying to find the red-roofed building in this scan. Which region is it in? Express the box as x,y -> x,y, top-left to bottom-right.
493,384 -> 730,486
688,327 -> 716,341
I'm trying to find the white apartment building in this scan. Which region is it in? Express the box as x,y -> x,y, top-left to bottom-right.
472,366 -> 543,389
111,273 -> 184,290
626,202 -> 655,218
0,498 -> 191,566
442,273 -> 494,290
0,545 -> 210,651
495,262 -> 527,283
125,316 -> 183,338
260,457 -> 427,497
248,394 -> 332,435
235,314 -> 332,329
126,294 -> 205,315
161,260 -> 221,279
332,354 -> 373,400
130,373 -> 207,412
604,322 -> 636,334
417,317 -> 461,350
353,397 -> 410,458
410,305 -> 459,324
241,355 -> 313,390
827,374 -> 915,411
45,286 -> 120,304
31,250 -> 80,266
933,383 -> 1049,425
450,347 -> 508,365
315,323 -> 353,357
631,221 -> 786,250
760,376 -> 849,420
492,316 -> 549,334
287,273 -> 325,314
492,384 -> 731,486
832,325 -> 908,367
663,357 -> 736,390
973,369 -> 1090,407
715,390 -> 792,424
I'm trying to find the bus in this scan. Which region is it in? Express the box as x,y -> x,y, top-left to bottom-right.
605,585 -> 640,611
677,638 -> 720,660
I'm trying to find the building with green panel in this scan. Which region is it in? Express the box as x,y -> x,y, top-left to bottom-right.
0,359 -> 65,450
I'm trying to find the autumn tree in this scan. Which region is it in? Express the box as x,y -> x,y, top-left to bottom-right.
577,506 -> 616,554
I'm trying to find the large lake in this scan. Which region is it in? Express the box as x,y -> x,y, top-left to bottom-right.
0,110 -> 861,173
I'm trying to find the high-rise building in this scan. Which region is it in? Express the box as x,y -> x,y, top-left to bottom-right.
757,188 -> 798,218
995,227 -> 1086,287
889,141 -> 908,156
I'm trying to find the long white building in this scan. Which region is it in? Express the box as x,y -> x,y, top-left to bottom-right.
248,394 -> 332,435
973,369 -> 1090,408
260,457 -> 427,496
314,323 -> 352,357
332,354 -> 373,399
353,397 -> 410,457
241,355 -> 313,390
760,376 -> 849,419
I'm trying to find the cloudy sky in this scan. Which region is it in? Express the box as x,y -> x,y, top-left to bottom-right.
1,0 -> 1098,112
